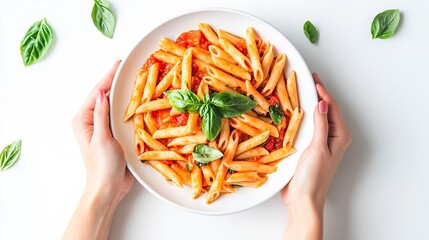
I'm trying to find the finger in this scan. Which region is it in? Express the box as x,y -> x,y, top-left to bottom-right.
311,100 -> 329,147
93,89 -> 112,139
81,60 -> 122,112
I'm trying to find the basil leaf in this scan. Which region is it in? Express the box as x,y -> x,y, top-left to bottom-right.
20,18 -> 53,67
165,90 -> 203,113
92,0 -> 116,39
303,20 -> 319,44
210,92 -> 257,118
0,139 -> 22,172
269,103 -> 284,125
371,9 -> 401,39
200,104 -> 222,141
192,144 -> 223,164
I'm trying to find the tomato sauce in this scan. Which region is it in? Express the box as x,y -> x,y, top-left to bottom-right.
176,30 -> 209,50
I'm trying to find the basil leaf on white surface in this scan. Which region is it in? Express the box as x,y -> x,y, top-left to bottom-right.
371,9 -> 401,39
92,0 -> 116,38
303,20 -> 319,44
0,139 -> 22,172
192,144 -> 223,164
20,18 -> 53,67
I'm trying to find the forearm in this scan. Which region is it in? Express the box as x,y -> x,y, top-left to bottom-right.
62,187 -> 119,240
283,198 -> 324,240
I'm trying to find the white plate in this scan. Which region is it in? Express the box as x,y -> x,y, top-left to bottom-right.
110,8 -> 317,215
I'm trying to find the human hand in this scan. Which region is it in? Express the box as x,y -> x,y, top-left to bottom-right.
72,60 -> 134,205
281,73 -> 351,239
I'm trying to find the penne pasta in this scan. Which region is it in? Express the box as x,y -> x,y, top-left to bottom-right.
236,114 -> 279,137
136,98 -> 172,113
287,70 -> 299,110
261,53 -> 287,97
198,22 -> 219,46
138,150 -> 187,161
218,38 -> 252,72
123,69 -> 148,121
125,24 -> 305,204
234,146 -> 269,160
141,62 -> 159,102
283,107 -> 304,149
235,130 -> 270,156
245,27 -> 264,85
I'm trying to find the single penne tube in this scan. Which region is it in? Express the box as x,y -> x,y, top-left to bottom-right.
283,107 -> 304,149
276,73 -> 294,116
225,161 -> 276,174
237,114 -> 279,137
210,159 -> 221,174
208,140 -> 219,150
191,47 -> 214,65
226,172 -> 260,183
211,55 -> 251,81
148,161 -> 182,188
136,128 -> 168,151
260,147 -> 297,163
217,118 -> 230,152
206,65 -> 246,91
217,29 -> 246,50
186,113 -> 200,133
201,165 -> 215,186
202,76 -> 237,93
153,50 -> 181,64
167,134 -> 208,147
208,45 -> 236,63
245,27 -> 264,84
191,162 -> 203,199
287,70 -> 299,110
170,163 -> 191,186
229,118 -> 260,137
152,126 -> 189,139
198,22 -> 219,46
258,40 -> 269,58
133,114 -> 145,155
159,37 -> 186,56
261,53 -> 287,96
234,146 -> 269,159
123,69 -> 148,121
177,144 -> 197,154
143,112 -> 158,135
235,130 -> 270,156
245,80 -> 270,112
135,98 -> 172,113
206,130 -> 240,204
218,38 -> 252,72
259,43 -> 274,88
232,177 -> 267,188
141,62 -> 159,102
154,61 -> 181,98
138,150 -> 187,161
181,48 -> 193,90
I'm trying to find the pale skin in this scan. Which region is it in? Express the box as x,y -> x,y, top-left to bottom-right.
281,73 -> 352,239
62,61 -> 351,240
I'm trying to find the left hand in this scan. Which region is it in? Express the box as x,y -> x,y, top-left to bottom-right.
72,60 -> 134,205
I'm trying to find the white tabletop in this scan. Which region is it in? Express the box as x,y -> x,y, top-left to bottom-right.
1,0 -> 428,239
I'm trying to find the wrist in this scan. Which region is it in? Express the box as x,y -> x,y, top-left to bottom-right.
284,198 -> 324,240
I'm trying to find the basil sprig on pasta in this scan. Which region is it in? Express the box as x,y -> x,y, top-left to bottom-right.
165,90 -> 257,141
192,144 -> 224,164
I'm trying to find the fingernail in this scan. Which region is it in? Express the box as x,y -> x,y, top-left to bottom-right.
319,100 -> 328,114
96,89 -> 104,104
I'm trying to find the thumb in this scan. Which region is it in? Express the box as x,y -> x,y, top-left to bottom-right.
93,89 -> 112,138
311,100 -> 329,147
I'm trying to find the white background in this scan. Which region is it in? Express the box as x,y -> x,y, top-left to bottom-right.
1,0 -> 428,239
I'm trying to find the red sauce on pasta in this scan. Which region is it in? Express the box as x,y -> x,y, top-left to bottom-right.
176,30 -> 209,50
